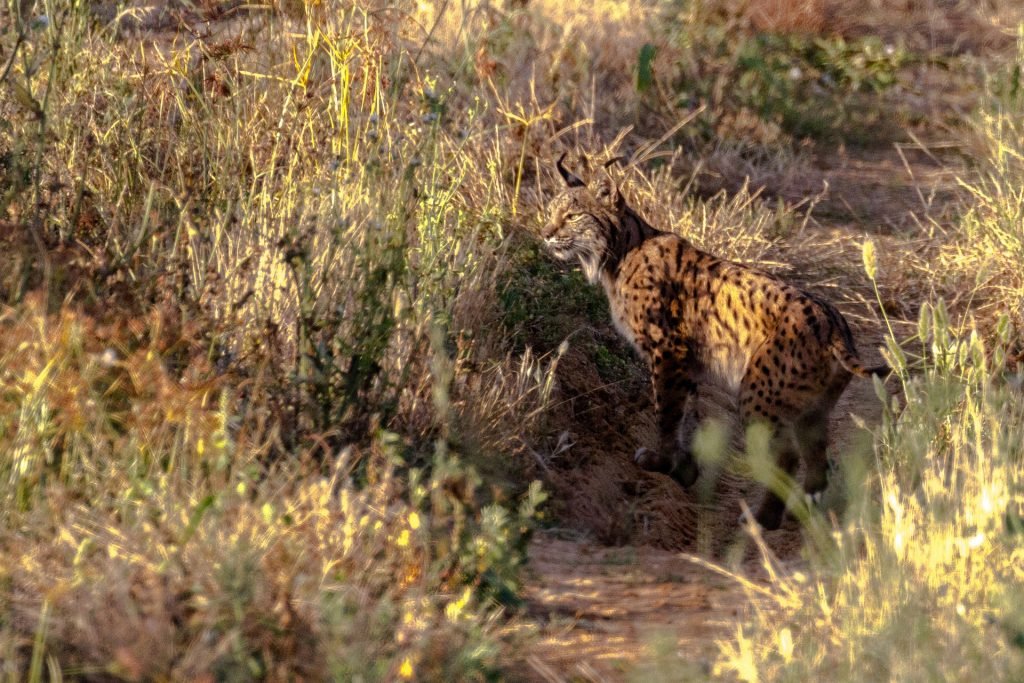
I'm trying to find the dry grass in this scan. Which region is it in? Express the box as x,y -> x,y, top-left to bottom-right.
938,71 -> 1024,333
1,0 -> 1023,679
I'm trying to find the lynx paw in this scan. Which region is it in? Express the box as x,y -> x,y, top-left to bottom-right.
753,502 -> 785,531
633,447 -> 672,473
673,456 -> 700,488
634,447 -> 700,487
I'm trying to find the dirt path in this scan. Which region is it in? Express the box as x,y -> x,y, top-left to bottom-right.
519,536 -> 763,681
519,134 -> 962,679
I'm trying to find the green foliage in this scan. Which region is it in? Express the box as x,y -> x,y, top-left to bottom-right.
458,480 -> 548,606
732,34 -> 907,140
665,10 -> 909,144
500,239 -> 640,388
637,43 -> 658,93
986,25 -> 1024,105
500,240 -> 609,350
593,343 -> 636,382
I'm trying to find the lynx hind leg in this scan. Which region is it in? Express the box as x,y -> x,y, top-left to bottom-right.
738,350 -> 807,529
796,410 -> 831,500
796,372 -> 850,502
749,428 -> 800,531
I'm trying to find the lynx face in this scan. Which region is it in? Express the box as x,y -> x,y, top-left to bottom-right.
543,154 -> 888,530
542,173 -> 622,282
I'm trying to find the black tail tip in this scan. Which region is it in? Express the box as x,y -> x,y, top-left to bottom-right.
864,363 -> 892,378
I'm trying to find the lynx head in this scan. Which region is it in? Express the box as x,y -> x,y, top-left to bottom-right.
542,154 -> 625,282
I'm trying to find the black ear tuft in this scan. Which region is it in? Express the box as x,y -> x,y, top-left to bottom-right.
593,172 -> 622,210
556,152 -> 585,187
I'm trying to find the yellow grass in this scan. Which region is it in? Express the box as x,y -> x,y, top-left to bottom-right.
1,0 -> 1023,679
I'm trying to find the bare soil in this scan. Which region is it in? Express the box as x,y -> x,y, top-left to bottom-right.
519,536 -> 761,681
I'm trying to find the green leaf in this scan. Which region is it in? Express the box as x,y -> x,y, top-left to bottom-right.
1006,507 -> 1024,536
12,82 -> 42,118
180,494 -> 217,546
636,43 -> 656,93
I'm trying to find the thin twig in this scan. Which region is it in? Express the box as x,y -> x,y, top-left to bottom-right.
0,32 -> 25,83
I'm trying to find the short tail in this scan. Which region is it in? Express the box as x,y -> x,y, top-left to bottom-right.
831,344 -> 890,378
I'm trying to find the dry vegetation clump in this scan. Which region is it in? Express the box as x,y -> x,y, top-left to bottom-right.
0,1 -> 558,677
937,65 -> 1024,334
0,287 -> 546,678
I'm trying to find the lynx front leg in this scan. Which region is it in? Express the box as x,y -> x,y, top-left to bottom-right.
633,352 -> 701,487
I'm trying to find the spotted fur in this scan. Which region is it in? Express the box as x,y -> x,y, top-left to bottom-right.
542,155 -> 887,529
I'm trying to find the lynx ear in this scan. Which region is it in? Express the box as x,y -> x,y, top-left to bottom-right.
592,171 -> 623,211
556,152 -> 584,187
